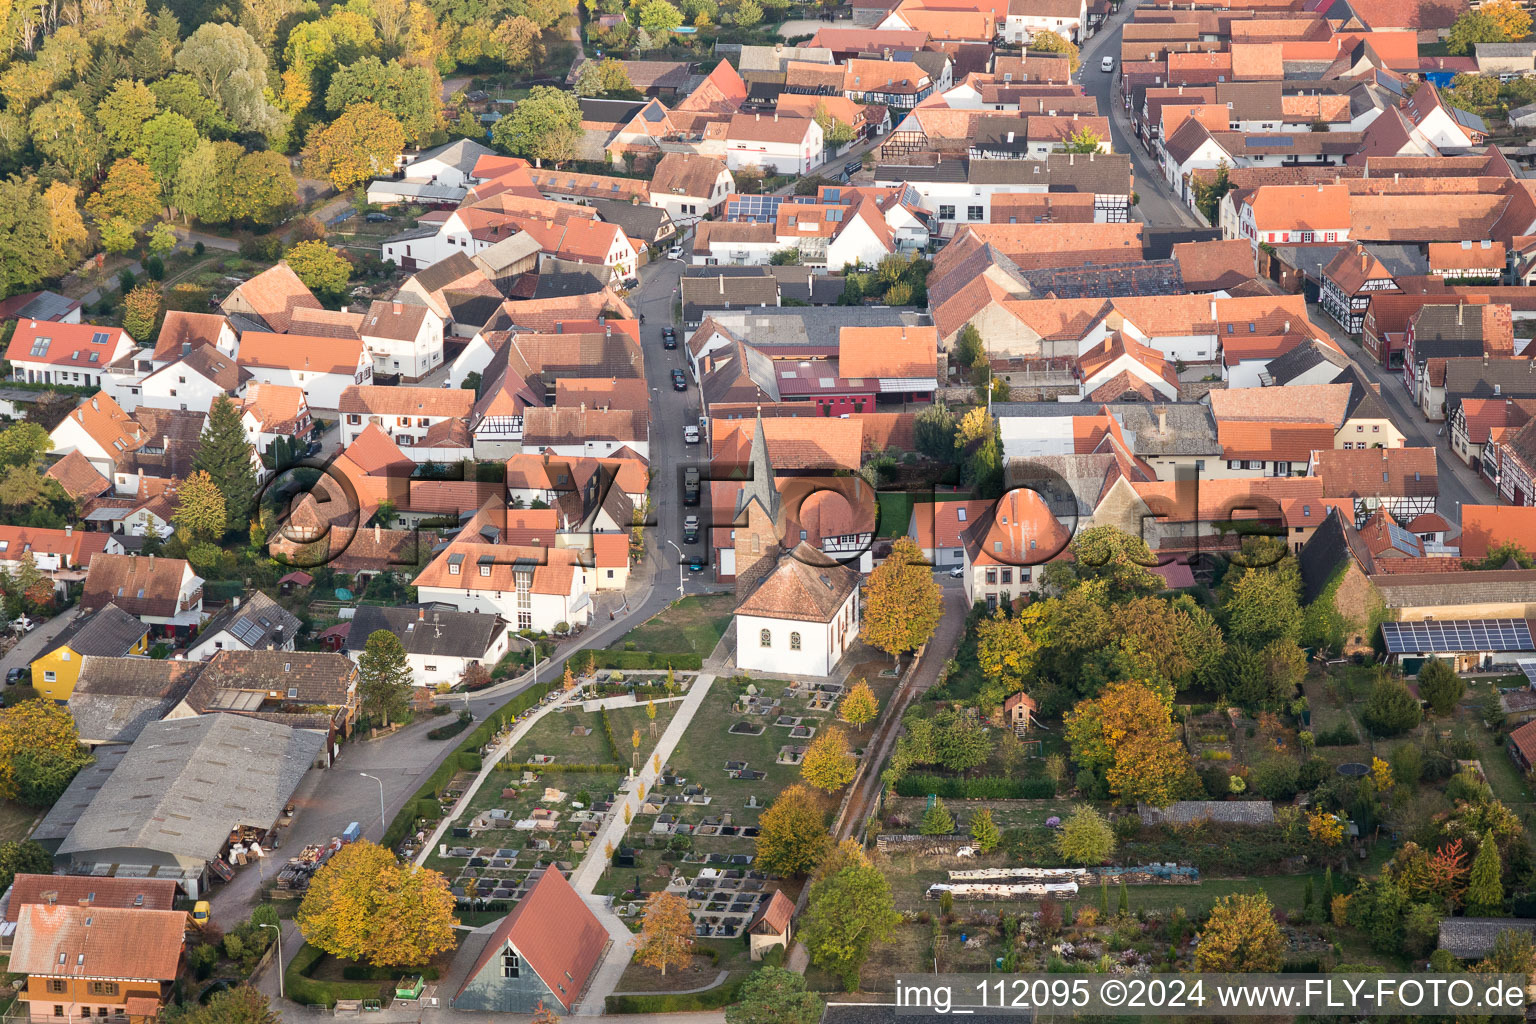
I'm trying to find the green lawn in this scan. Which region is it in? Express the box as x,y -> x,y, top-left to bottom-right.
877,492 -> 914,537
612,594 -> 734,658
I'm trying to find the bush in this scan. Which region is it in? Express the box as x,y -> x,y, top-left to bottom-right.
586,651 -> 703,671
605,979 -> 743,1013
1314,721 -> 1359,746
340,964 -> 442,981
1363,675 -> 1422,736
284,944 -> 388,1008
894,774 -> 1054,799
1201,750 -> 1233,761
427,710 -> 474,741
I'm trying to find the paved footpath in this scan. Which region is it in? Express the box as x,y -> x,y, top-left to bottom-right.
571,673 -> 718,1014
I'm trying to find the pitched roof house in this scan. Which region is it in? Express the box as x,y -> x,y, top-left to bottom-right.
80,554 -> 203,629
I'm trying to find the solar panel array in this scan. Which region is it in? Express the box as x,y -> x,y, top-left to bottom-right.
1519,659 -> 1536,685
230,615 -> 272,646
1380,619 -> 1534,654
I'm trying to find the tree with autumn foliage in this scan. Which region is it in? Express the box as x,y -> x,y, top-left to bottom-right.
120,283 -> 163,344
1195,893 -> 1284,972
801,727 -> 856,792
975,606 -> 1042,685
861,536 -> 941,664
0,699 -> 90,803
1482,0 -> 1531,38
841,680 -> 878,732
755,784 -> 830,876
283,241 -> 352,299
634,891 -> 693,975
173,470 -> 228,542
86,158 -> 162,233
296,840 -> 458,966
1030,29 -> 1079,71
302,102 -> 407,190
1063,681 -> 1193,807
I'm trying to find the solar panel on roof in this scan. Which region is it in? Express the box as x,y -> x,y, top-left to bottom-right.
1381,619 -> 1535,654
1248,135 -> 1294,146
1519,659 -> 1536,685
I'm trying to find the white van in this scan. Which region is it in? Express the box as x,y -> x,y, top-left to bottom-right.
1101,55 -> 1115,72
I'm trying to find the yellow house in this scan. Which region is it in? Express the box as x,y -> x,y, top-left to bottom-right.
30,603 -> 149,701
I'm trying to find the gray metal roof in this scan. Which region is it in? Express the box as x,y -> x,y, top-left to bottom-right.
67,694 -> 179,746
1438,918 -> 1536,959
366,180 -> 467,202
408,138 -> 497,175
1138,800 -> 1276,825
700,307 -> 929,348
54,714 -> 326,864
34,745 -> 129,846
345,605 -> 508,659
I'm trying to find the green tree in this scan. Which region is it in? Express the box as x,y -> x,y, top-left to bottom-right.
30,95 -> 103,180
193,396 -> 258,530
148,222 -> 178,257
284,241 -> 352,299
182,986 -> 278,1024
1417,659 -> 1465,716
969,808 -> 1001,853
799,864 -> 900,990
0,424 -> 54,469
913,402 -> 957,461
1362,674 -> 1423,736
726,966 -> 824,1024
325,58 -> 442,147
735,0 -> 763,25
0,840 -> 53,892
358,629 -> 414,726
174,139 -> 242,225
96,80 -> 160,156
230,151 -> 298,226
303,102 -> 406,190
12,748 -> 91,808
1467,831 -> 1504,915
920,800 -> 954,835
175,22 -> 285,136
1222,560 -> 1302,648
1447,10 -> 1510,53
813,103 -> 855,146
173,470 -> 228,541
1060,525 -> 1162,600
0,178 -> 70,297
491,86 -> 581,164
861,536 -> 942,664
1055,805 -> 1115,865
575,58 -> 637,97
640,0 -> 684,32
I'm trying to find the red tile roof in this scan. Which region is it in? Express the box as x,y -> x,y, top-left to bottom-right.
1315,446 -> 1438,498
6,322 -> 129,368
456,867 -> 607,1010
11,904 -> 184,981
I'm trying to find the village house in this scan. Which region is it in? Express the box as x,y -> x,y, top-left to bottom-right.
10,903 -> 186,1024
29,603 -> 149,702
338,386 -> 476,461
343,605 -> 511,689
237,332 -> 373,410
184,591 -> 301,661
360,301 -> 446,382
80,554 -> 204,633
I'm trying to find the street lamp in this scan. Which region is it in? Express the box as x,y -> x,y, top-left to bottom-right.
359,773 -> 385,836
666,540 -> 685,597
258,923 -> 284,1000
513,633 -> 541,688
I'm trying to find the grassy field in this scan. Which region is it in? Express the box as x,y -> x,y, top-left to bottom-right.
613,595 -> 734,658
515,701 -> 680,764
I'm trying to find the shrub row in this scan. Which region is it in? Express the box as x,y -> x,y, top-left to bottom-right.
499,762 -> 625,774
894,774 -> 1056,799
600,707 -> 622,763
605,979 -> 743,1014
284,944 -> 386,1008
587,651 -> 703,671
381,683 -> 557,850
1314,722 -> 1360,747
427,712 -> 473,741
588,682 -> 675,698
340,964 -> 443,981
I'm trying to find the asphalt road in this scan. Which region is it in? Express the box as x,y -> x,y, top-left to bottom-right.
1078,0 -> 1205,231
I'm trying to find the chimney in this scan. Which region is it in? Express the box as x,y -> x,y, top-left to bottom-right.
1459,302 -> 1465,326
64,524 -> 71,537
148,554 -> 155,569
1156,406 -> 1167,433
418,607 -> 425,620
375,523 -> 381,543
162,435 -> 169,451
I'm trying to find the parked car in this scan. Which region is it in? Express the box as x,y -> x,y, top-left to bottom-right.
683,515 -> 699,543
948,566 -> 964,579
667,245 -> 685,261
5,668 -> 26,686
10,617 -> 35,633
688,554 -> 706,572
365,212 -> 393,223
1101,55 -> 1114,72
671,369 -> 687,391
662,326 -> 678,349
684,425 -> 700,444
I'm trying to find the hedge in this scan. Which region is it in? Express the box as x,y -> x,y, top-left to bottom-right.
284,944 -> 388,1008
427,712 -> 473,741
499,762 -> 625,774
600,707 -> 622,762
894,774 -> 1056,799
1314,722 -> 1359,747
341,964 -> 443,981
605,978 -> 743,1014
381,682 -> 557,850
587,651 -> 703,671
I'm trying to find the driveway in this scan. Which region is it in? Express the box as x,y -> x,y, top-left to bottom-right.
0,608 -> 79,679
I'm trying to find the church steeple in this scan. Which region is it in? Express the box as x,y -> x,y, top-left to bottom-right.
742,406 -> 778,520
